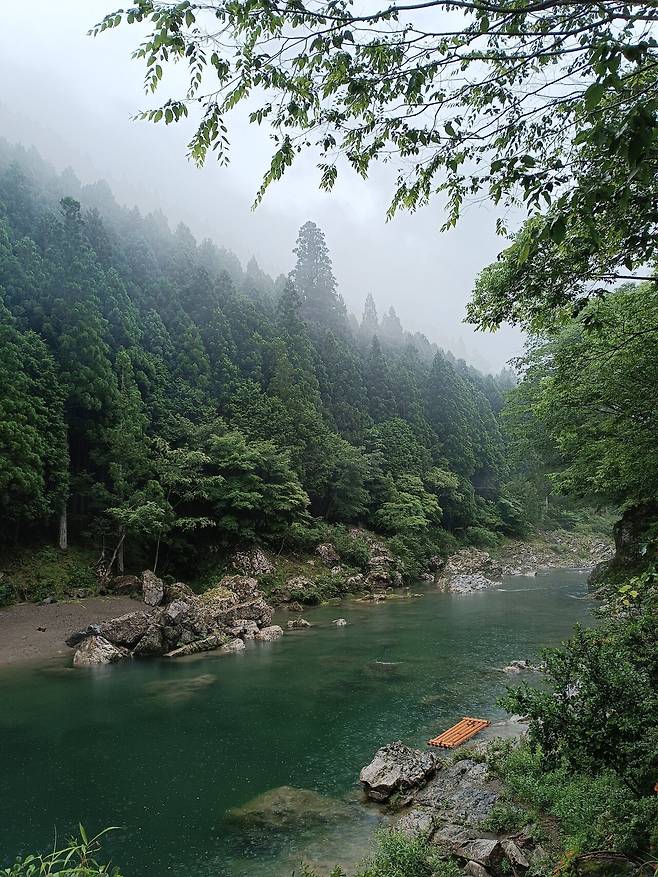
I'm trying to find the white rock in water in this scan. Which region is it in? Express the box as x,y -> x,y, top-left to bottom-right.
73,635 -> 129,667
255,625 -> 284,641
333,618 -> 348,626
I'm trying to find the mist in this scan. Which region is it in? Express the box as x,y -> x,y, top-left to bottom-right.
0,0 -> 523,372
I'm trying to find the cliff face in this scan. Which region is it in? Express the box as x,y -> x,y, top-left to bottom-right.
588,503 -> 658,590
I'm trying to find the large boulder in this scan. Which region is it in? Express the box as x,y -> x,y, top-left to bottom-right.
98,611 -> 151,648
415,759 -> 500,826
219,575 -> 260,602
229,619 -> 260,639
255,625 -> 283,642
132,621 -> 167,656
66,624 -> 101,648
231,548 -> 275,577
360,742 -> 437,802
442,574 -> 498,594
142,570 -> 164,606
453,838 -> 506,873
73,635 -> 129,667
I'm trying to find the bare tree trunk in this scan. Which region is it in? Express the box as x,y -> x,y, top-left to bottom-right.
118,538 -> 125,575
153,534 -> 162,575
58,505 -> 68,551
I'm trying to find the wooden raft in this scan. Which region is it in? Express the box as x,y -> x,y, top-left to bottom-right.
428,717 -> 490,749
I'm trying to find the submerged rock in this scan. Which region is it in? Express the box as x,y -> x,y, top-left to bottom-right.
333,618 -> 348,626
359,742 -> 437,802
73,635 -> 129,666
142,570 -> 164,606
145,673 -> 218,702
229,785 -> 352,829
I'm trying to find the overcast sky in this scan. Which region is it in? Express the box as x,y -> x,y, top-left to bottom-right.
0,1 -> 523,372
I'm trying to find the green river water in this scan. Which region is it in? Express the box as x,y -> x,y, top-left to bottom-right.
0,569 -> 593,876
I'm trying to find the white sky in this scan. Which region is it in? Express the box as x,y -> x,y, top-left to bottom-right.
0,0 -> 524,371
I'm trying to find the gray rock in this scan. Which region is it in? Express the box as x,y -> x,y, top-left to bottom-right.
463,863 -> 491,877
73,635 -> 129,666
221,637 -> 246,653
132,622 -> 167,656
142,569 -> 164,606
98,611 -> 151,648
232,548 -> 275,577
230,619 -> 260,639
316,542 -> 340,566
415,759 -> 500,826
360,742 -> 437,802
163,581 -> 195,602
333,618 -> 347,626
395,808 -> 436,837
255,625 -> 283,641
443,573 -> 499,594
431,822 -> 477,850
454,838 -> 505,872
166,633 -> 227,657
502,839 -> 530,874
66,623 -> 101,648
163,599 -> 191,625
287,618 -> 311,629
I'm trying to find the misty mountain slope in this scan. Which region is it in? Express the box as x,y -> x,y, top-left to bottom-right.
0,141 -> 520,576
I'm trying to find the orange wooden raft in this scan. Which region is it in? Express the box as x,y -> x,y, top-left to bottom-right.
428,717 -> 490,749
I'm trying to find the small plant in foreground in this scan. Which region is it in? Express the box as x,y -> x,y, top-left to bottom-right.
480,801 -> 533,834
2,826 -> 123,877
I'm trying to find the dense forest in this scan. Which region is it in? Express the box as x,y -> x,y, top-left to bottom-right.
0,140 -> 525,580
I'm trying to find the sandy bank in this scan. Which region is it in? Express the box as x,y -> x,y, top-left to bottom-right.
0,596 -> 150,667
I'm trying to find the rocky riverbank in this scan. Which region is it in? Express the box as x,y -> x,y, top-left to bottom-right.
358,728 -> 646,877
436,533 -> 612,594
66,567 -> 282,666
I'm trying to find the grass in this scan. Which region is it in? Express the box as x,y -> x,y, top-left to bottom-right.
486,740 -> 658,860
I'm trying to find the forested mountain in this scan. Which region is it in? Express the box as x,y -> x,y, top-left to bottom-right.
0,141 -> 517,576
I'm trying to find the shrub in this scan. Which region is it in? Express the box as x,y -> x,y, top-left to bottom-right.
487,740 -> 658,857
480,801 -> 533,833
332,526 -> 371,570
2,827 -> 122,876
354,830 -> 434,877
465,526 -> 501,550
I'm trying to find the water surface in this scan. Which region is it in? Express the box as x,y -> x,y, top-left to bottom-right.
0,569 -> 592,876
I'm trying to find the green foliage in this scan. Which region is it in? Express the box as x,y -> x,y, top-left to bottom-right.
353,830 -> 436,877
1,826 -> 123,876
0,145 -> 517,587
95,0 -> 658,312
502,567 -> 658,795
487,741 -> 658,857
479,801 -> 533,834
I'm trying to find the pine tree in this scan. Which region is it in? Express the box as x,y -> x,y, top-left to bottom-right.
365,337 -> 397,422
290,221 -> 347,333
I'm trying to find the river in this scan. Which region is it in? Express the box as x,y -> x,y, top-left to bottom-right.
0,569 -> 593,876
